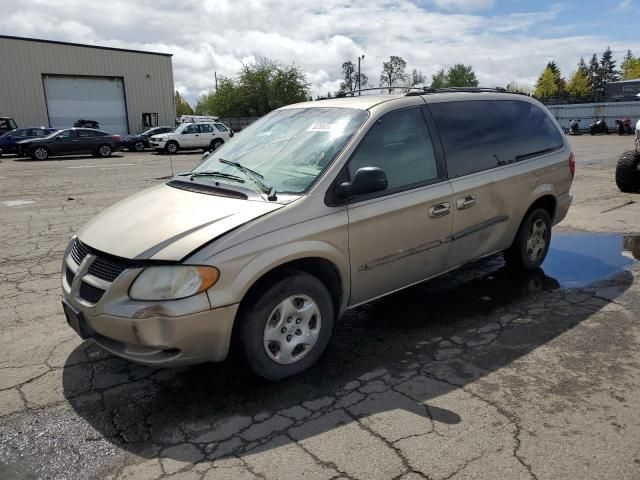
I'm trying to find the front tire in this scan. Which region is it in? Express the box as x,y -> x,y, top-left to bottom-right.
236,271 -> 334,380
97,144 -> 112,158
32,147 -> 49,160
165,141 -> 179,154
133,141 -> 145,152
615,150 -> 640,193
504,208 -> 552,270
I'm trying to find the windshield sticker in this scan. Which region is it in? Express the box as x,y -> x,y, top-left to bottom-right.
307,123 -> 337,132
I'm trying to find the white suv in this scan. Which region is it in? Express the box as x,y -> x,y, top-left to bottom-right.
150,122 -> 232,154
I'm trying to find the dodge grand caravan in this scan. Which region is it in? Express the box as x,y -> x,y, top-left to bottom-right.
61,89 -> 574,380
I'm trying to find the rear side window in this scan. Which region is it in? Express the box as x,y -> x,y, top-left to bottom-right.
214,124 -> 229,132
429,100 -> 564,178
200,124 -> 214,133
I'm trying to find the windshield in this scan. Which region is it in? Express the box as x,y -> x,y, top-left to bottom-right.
193,107 -> 368,194
143,127 -> 172,136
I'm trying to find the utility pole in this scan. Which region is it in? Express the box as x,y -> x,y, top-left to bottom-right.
357,54 -> 365,95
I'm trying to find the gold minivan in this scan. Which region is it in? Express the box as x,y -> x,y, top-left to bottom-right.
61,89 -> 574,379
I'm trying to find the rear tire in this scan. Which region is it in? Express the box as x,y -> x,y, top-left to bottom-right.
615,150 -> 640,193
236,271 -> 334,380
504,208 -> 552,271
211,138 -> 224,150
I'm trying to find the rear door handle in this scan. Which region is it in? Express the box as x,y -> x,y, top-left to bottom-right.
456,195 -> 476,210
429,202 -> 451,218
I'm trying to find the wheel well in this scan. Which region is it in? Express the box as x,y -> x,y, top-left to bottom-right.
230,258 -> 343,350
525,195 -> 556,223
239,258 -> 343,317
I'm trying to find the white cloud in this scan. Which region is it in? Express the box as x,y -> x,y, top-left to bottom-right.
1,0 -> 638,104
430,0 -> 495,13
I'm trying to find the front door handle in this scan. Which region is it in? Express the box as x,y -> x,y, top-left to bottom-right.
456,195 -> 476,210
429,202 -> 451,218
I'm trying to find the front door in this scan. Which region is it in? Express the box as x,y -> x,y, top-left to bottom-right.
345,107 -> 454,306
50,130 -> 77,155
181,123 -> 200,148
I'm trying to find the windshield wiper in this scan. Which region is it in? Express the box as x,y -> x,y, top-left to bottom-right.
219,159 -> 277,201
177,170 -> 245,183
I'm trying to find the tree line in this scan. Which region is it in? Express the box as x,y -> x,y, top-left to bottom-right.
533,47 -> 640,102
177,55 -> 480,118
335,55 -> 478,96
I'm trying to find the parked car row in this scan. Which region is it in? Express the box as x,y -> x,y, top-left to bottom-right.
0,120 -> 234,160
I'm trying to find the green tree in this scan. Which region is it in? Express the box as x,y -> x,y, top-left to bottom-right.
597,46 -> 619,98
445,64 -> 479,87
545,61 -> 565,96
430,68 -> 447,88
534,67 -> 559,99
430,64 -> 479,88
194,58 -> 309,117
338,60 -> 368,93
566,69 -> 592,98
175,90 -> 194,117
379,56 -> 408,93
621,50 -> 640,80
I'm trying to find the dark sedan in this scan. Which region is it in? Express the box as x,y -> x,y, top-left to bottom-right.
122,126 -> 174,151
18,128 -> 122,160
0,127 -> 57,156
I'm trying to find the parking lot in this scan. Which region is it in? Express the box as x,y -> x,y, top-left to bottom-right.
1,136 -> 640,479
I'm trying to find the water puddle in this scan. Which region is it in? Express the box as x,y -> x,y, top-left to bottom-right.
542,233 -> 639,288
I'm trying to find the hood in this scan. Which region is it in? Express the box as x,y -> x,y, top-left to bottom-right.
77,183 -> 284,261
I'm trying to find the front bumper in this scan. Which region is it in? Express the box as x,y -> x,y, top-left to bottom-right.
150,140 -> 167,149
61,239 -> 238,366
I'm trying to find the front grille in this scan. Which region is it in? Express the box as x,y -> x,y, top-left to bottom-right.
88,256 -> 129,282
79,282 -> 105,304
65,266 -> 75,287
70,239 -> 90,265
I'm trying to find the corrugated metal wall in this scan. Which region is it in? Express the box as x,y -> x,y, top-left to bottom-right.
546,102 -> 640,131
0,36 -> 175,134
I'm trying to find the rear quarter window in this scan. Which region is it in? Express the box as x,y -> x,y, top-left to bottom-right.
429,100 -> 564,178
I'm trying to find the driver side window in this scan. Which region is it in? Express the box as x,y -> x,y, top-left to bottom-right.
183,124 -> 198,134
58,130 -> 74,139
347,108 -> 439,191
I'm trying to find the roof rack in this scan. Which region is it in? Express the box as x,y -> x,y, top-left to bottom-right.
334,87 -> 427,98
407,87 -> 508,96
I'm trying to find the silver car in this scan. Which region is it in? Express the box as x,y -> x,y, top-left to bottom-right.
61,90 -> 574,379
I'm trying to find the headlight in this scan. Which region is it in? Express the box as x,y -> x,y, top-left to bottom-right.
129,266 -> 219,301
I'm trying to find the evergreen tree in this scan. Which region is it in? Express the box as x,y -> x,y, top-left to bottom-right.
598,46 -> 619,97
577,57 -> 589,76
587,54 -> 601,98
545,61 -> 565,96
621,50 -> 640,80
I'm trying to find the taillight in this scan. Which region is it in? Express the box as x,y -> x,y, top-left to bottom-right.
568,152 -> 575,178
112,135 -> 121,142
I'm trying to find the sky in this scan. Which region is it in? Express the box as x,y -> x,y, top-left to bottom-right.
1,0 -> 639,104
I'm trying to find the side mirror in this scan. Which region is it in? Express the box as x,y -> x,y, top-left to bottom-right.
337,167 -> 388,199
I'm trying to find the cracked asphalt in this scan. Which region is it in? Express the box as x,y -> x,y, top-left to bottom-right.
1,137 -> 640,480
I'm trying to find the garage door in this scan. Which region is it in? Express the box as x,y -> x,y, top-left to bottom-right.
43,75 -> 128,135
